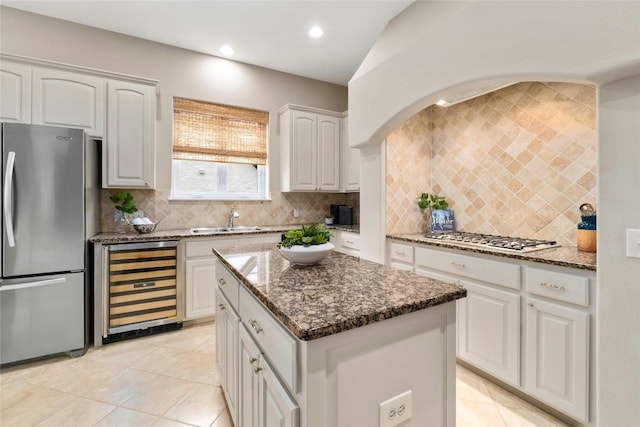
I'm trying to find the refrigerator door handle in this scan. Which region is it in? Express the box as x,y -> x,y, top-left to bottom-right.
0,277 -> 66,291
4,151 -> 16,247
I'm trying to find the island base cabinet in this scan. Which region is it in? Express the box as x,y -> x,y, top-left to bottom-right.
238,324 -> 299,427
215,288 -> 239,426
525,297 -> 589,423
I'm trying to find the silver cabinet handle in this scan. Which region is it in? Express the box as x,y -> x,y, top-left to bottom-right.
248,356 -> 258,364
450,261 -> 466,269
528,302 -> 535,308
540,282 -> 566,292
254,366 -> 263,374
394,251 -> 406,256
346,240 -> 354,244
218,303 -> 226,311
218,278 -> 226,286
248,319 -> 263,334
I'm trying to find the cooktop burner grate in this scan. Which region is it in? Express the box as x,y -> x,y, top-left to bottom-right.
422,232 -> 558,253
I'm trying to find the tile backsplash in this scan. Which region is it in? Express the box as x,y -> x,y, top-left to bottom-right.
386,82 -> 597,247
100,190 -> 359,233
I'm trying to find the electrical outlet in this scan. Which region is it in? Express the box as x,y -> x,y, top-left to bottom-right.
379,390 -> 412,427
293,208 -> 300,218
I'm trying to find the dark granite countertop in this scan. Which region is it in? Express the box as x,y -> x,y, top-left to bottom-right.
387,233 -> 596,272
214,243 -> 466,341
89,224 -> 341,244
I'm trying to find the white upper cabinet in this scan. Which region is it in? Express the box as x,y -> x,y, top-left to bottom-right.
104,80 -> 156,188
32,68 -> 105,137
0,62 -> 31,123
340,113 -> 360,191
279,104 -> 341,192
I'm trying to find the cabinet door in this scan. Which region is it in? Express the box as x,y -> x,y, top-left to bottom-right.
32,68 -> 104,136
105,80 -> 155,188
0,62 -> 31,123
525,297 -> 589,423
290,110 -> 317,191
340,115 -> 360,191
224,299 -> 240,424
215,288 -> 227,379
239,325 -> 261,427
185,258 -> 216,319
258,355 -> 299,427
459,280 -> 521,386
316,114 -> 340,191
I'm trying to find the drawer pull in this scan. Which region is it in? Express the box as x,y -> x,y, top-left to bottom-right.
133,282 -> 156,288
218,303 -> 226,311
450,261 -> 466,269
248,356 -> 258,364
394,251 -> 405,256
249,319 -> 263,334
346,240 -> 354,244
528,302 -> 535,308
218,278 -> 226,286
254,366 -> 263,374
540,282 -> 566,292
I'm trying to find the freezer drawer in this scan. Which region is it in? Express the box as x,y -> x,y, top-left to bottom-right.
0,272 -> 85,365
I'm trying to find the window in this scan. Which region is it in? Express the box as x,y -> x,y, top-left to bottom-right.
171,97 -> 269,200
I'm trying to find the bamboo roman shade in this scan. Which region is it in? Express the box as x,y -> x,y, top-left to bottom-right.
173,98 -> 268,165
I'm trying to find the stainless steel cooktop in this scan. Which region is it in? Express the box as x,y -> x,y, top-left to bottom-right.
422,231 -> 558,253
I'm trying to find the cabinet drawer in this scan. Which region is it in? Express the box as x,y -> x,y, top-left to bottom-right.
216,260 -> 240,310
340,232 -> 360,251
526,267 -> 589,307
415,246 -> 521,290
186,240 -> 217,258
389,242 -> 414,264
239,286 -> 297,393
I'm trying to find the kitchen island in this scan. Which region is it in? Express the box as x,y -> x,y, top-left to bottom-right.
213,243 -> 466,427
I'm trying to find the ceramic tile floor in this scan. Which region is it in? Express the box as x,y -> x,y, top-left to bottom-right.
1,321 -> 568,427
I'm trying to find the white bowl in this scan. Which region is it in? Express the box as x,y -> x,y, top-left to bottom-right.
278,242 -> 334,265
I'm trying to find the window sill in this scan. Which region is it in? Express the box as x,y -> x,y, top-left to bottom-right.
169,193 -> 273,202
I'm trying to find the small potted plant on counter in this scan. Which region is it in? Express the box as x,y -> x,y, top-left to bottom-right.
417,192 -> 455,233
278,224 -> 334,265
109,191 -> 138,233
324,214 -> 334,226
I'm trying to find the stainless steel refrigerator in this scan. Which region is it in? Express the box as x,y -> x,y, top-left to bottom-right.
1,123 -> 96,365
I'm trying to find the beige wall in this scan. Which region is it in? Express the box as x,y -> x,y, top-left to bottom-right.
386,82 -> 597,247
0,6 -> 357,231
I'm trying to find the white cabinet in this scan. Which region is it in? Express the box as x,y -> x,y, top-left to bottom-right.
185,258 -> 216,319
216,287 -> 240,426
104,80 -> 156,188
217,262 -> 298,427
458,280 -> 520,386
413,246 -> 521,386
525,298 -> 589,423
239,324 -> 298,427
332,230 -> 360,257
0,62 -> 31,123
340,113 -> 360,191
279,105 -> 341,192
524,266 -> 591,423
184,234 -> 279,320
387,241 -> 414,272
32,68 -> 105,137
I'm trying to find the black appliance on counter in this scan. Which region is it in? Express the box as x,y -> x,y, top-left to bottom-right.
330,204 -> 353,225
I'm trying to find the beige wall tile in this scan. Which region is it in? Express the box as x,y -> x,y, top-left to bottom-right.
386,82 -> 596,246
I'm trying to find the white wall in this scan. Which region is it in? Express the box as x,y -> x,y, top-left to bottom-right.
349,1 -> 640,425
0,6 -> 347,192
597,75 -> 640,425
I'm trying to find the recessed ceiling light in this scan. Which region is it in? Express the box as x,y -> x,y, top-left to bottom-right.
220,45 -> 234,56
308,26 -> 324,38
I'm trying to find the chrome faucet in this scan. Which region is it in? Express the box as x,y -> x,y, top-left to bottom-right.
228,208 -> 239,228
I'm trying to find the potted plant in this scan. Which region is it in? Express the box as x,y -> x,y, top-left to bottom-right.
109,191 -> 138,233
278,224 -> 334,265
417,192 -> 455,233
324,214 -> 334,226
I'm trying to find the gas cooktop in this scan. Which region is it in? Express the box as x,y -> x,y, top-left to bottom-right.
422,232 -> 558,253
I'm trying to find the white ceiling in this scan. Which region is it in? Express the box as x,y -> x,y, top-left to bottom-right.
3,0 -> 413,86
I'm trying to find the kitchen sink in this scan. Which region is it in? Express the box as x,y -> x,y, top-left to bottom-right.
190,226 -> 262,234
